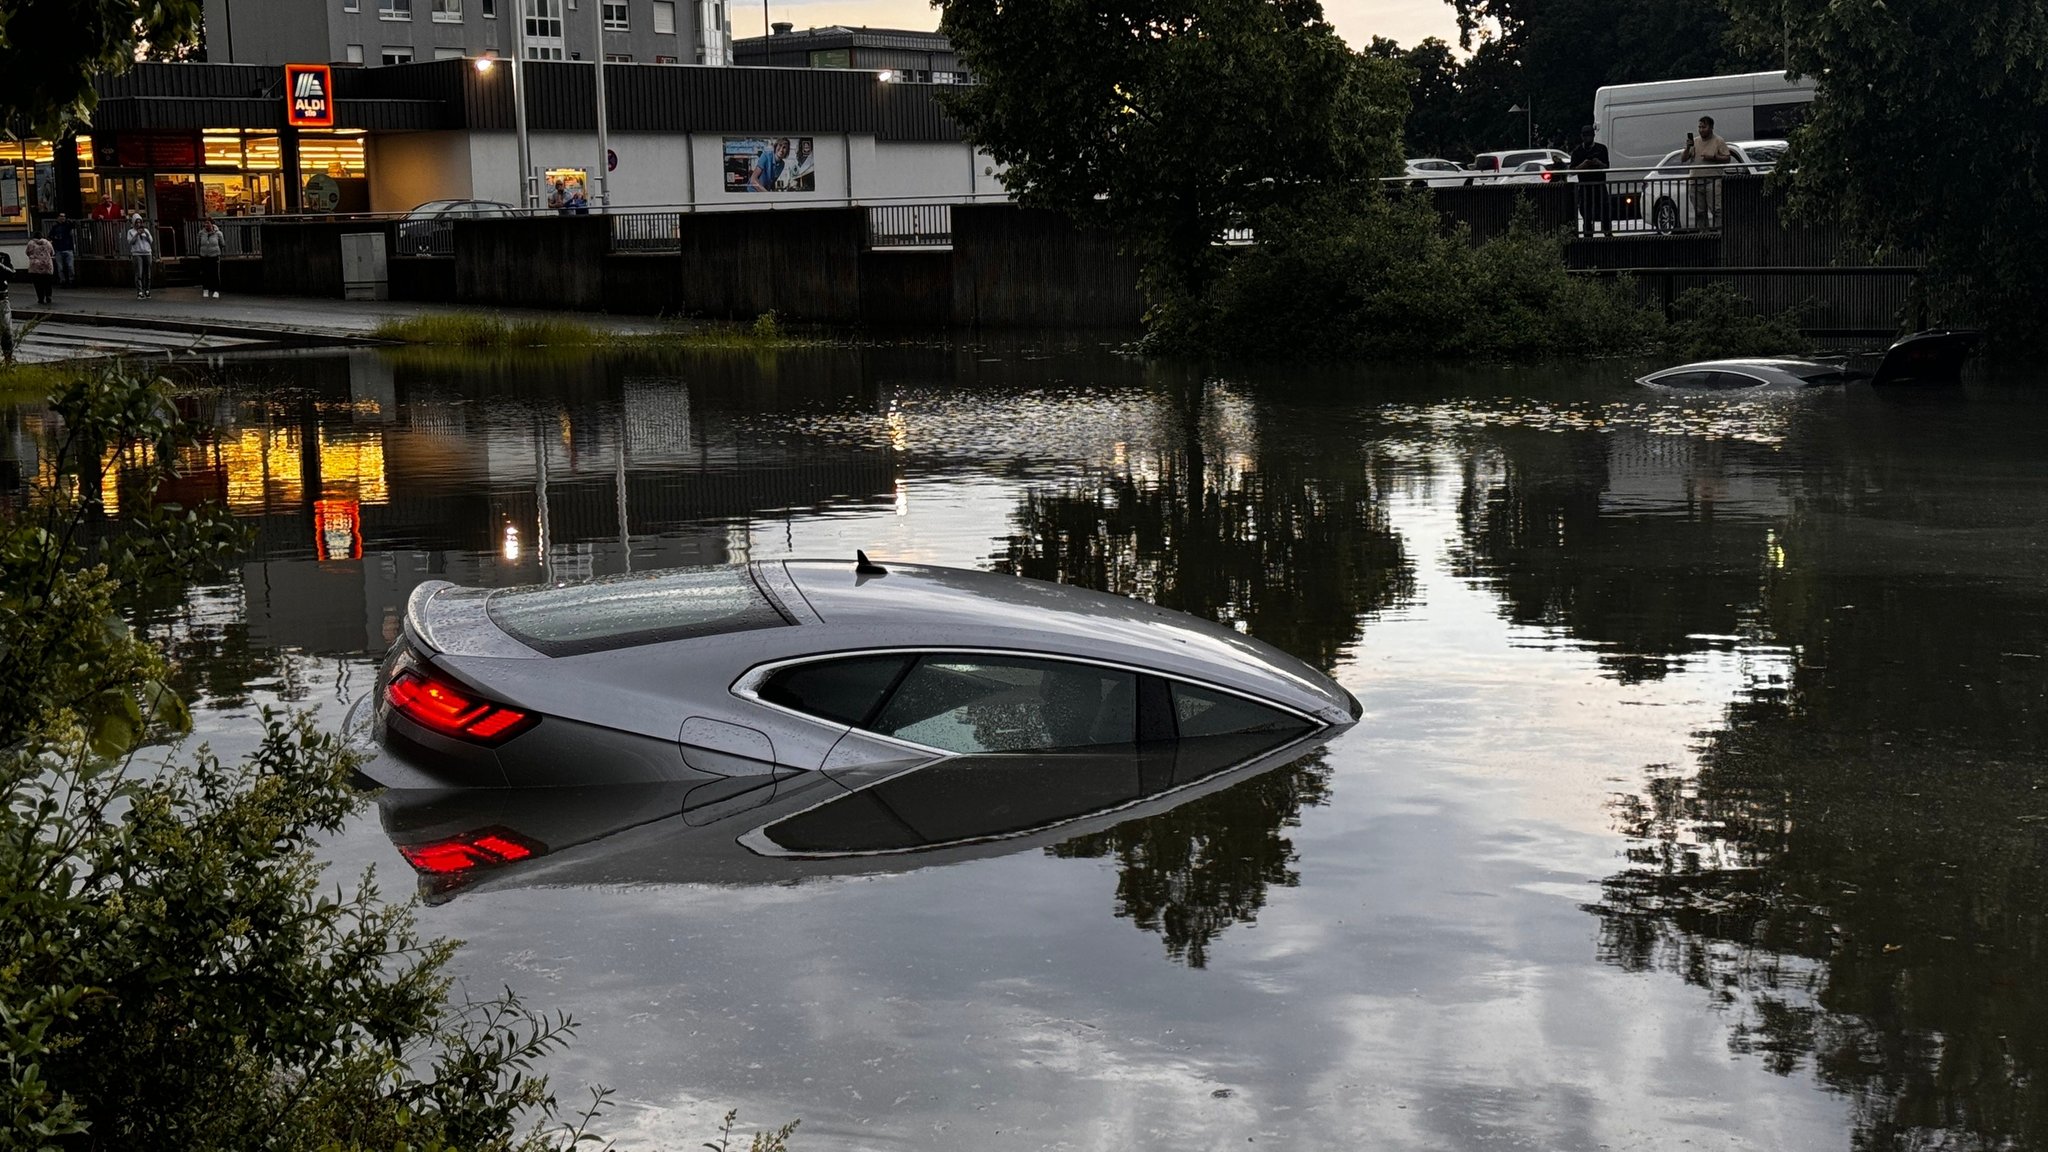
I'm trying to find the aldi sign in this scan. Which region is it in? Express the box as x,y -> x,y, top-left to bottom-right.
285,63 -> 334,128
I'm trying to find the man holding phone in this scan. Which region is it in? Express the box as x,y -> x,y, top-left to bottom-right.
1681,116 -> 1733,230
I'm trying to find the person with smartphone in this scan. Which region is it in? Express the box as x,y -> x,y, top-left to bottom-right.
1681,116 -> 1734,229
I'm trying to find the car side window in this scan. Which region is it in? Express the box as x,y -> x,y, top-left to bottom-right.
758,654 -> 913,727
868,655 -> 1137,754
1170,682 -> 1312,738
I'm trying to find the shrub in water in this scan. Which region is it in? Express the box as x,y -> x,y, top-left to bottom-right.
1151,192 -> 1661,362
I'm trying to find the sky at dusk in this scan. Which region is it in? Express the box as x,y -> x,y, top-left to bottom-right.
740,0 -> 1465,53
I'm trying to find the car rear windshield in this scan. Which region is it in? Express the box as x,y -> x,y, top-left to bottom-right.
486,567 -> 790,656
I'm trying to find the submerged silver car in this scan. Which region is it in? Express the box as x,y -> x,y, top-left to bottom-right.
360,556 -> 1360,792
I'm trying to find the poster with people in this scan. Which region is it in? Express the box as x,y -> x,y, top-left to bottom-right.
723,137 -> 816,193
545,169 -> 590,214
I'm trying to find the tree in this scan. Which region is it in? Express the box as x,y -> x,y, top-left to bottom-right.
0,362 -> 611,1150
1420,0 -> 1764,150
937,0 -> 1407,302
0,0 -> 202,132
1722,0 -> 2048,342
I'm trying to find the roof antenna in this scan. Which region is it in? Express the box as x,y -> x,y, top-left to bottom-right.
855,550 -> 888,576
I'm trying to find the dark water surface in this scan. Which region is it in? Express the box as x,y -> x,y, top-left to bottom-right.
9,344 -> 2046,1149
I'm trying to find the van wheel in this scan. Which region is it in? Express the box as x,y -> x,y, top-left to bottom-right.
1652,198 -> 1680,234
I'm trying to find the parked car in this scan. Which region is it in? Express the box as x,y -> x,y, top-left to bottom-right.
1629,140 -> 1786,233
357,556 -> 1361,790
1469,148 -> 1570,184
1496,159 -> 1570,185
396,198 -> 515,254
1402,158 -> 1470,188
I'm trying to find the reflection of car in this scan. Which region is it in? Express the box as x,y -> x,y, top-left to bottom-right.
1637,330 -> 1982,391
1630,140 -> 1785,233
395,199 -> 515,253
376,732 -> 1335,901
355,557 -> 1360,792
1469,148 -> 1569,185
1402,158 -> 1469,188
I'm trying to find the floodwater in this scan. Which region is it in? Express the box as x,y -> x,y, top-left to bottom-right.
8,342 -> 2046,1150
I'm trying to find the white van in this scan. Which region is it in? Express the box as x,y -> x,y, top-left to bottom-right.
1594,71 -> 1817,173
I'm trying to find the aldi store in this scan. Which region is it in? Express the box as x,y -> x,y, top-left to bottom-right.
35,58 -> 998,254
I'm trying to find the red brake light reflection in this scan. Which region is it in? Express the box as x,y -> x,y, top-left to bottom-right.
386,669 -> 535,744
398,828 -> 543,875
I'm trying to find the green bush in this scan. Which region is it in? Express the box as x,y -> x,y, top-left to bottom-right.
1662,283 -> 1811,361
1150,192 -> 1662,362
0,362 -> 609,1151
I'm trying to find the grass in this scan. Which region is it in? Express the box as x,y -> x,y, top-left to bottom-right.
0,360 -> 78,403
371,313 -> 613,348
373,310 -> 857,352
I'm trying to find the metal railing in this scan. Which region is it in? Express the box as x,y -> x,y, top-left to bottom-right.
1391,162 -> 1777,236
181,218 -> 262,256
864,204 -> 952,249
610,212 -> 681,252
394,218 -> 453,257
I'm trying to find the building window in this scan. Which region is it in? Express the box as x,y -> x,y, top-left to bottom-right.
434,46 -> 466,58
603,0 -> 627,29
654,54 -> 677,63
344,0 -> 360,11
380,0 -> 411,17
345,43 -> 365,62
605,52 -> 632,61
433,0 -> 461,20
382,46 -> 414,63
482,0 -> 495,14
524,0 -> 565,55
651,1 -> 674,34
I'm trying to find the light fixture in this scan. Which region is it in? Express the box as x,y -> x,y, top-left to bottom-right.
475,55 -> 497,73
877,69 -> 896,82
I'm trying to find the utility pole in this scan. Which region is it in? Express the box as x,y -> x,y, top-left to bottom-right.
594,0 -> 611,208
511,2 -> 534,210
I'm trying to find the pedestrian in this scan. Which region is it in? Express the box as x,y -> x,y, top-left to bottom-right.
48,212 -> 76,287
24,228 -> 56,305
1569,124 -> 1611,239
127,213 -> 155,299
0,253 -> 16,363
196,217 -> 225,298
1681,115 -> 1733,230
91,197 -> 122,221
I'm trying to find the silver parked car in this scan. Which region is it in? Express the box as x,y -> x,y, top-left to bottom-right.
1634,140 -> 1786,233
358,556 -> 1361,792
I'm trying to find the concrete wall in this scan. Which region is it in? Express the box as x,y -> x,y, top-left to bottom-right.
454,215 -> 611,309
367,131 -> 476,212
248,205 -> 1142,328
459,130 -> 998,210
951,205 -> 1143,329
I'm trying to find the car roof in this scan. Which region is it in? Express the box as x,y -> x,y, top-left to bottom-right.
419,561 -> 1358,735
780,560 -> 1340,708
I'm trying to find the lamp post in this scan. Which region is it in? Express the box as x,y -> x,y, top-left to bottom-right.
1508,101 -> 1533,149
511,5 -> 534,210
593,0 -> 610,208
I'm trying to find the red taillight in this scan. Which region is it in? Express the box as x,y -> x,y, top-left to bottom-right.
398,827 -> 544,875
386,668 -> 536,745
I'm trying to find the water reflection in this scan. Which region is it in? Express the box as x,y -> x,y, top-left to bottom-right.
1446,385 -> 2048,1148
9,344 -> 2048,1148
993,371 -> 1411,966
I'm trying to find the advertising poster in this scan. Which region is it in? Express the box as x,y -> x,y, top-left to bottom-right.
723,137 -> 816,193
545,168 -> 589,213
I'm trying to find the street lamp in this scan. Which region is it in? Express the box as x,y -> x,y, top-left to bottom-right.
1508,101 -> 1532,149
511,8 -> 534,210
